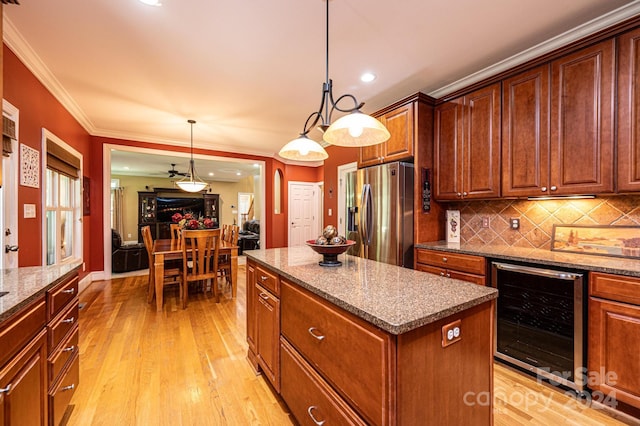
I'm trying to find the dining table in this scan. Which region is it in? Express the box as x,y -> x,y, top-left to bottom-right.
151,237 -> 239,312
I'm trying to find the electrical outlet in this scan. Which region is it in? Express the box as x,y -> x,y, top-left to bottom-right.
510,218 -> 520,230
442,319 -> 462,347
481,217 -> 489,228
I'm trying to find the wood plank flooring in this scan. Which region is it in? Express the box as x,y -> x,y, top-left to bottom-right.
66,264 -> 635,425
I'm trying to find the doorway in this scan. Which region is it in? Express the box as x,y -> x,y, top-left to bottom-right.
288,181 -> 321,247
1,101 -> 19,269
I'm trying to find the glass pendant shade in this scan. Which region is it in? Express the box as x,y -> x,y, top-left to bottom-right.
278,134 -> 328,161
323,111 -> 390,147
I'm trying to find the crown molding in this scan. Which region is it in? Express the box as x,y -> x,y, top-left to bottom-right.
3,15 -> 96,134
428,1 -> 640,99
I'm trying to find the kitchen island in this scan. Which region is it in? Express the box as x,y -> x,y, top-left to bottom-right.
245,247 -> 498,426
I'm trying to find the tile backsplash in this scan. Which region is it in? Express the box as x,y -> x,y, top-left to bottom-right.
446,196 -> 640,250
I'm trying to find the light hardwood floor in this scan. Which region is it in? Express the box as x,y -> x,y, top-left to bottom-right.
67,265 -> 633,425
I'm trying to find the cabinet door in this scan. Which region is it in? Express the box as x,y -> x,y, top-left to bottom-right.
358,142 -> 383,168
588,297 -> 640,409
550,40 -> 615,195
463,83 -> 501,199
382,103 -> 414,162
138,192 -> 156,224
0,330 -> 47,426
246,262 -> 257,354
256,284 -> 280,392
502,65 -> 550,197
617,28 -> 640,192
434,100 -> 464,200
203,194 -> 219,224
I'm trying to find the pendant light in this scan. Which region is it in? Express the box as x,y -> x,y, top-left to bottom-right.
278,0 -> 389,160
176,119 -> 208,193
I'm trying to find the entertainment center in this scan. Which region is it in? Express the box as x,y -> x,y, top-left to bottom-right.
138,189 -> 219,241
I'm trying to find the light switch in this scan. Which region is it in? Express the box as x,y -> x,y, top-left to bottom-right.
24,204 -> 36,218
328,208 -> 332,216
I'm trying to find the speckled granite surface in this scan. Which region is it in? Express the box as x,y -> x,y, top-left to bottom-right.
0,260 -> 82,322
245,247 -> 497,335
415,241 -> 640,277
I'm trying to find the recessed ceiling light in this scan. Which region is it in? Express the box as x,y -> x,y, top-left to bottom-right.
208,172 -> 214,176
236,172 -> 242,176
360,72 -> 376,83
139,0 -> 161,6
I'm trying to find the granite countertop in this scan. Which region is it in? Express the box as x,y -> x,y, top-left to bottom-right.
415,241 -> 640,277
245,247 -> 497,335
0,260 -> 83,322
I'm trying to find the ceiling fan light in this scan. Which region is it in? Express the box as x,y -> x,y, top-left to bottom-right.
278,135 -> 328,161
323,112 -> 390,147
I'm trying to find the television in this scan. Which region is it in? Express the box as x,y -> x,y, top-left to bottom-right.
156,197 -> 205,222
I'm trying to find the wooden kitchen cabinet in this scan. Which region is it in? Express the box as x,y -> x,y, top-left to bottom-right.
415,248 -> 487,285
246,260 -> 280,392
358,101 -> 414,167
617,28 -> 640,192
549,40 -> 615,195
434,83 -> 501,200
589,272 -> 640,410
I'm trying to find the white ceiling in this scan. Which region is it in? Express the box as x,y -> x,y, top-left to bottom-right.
4,0 -> 640,175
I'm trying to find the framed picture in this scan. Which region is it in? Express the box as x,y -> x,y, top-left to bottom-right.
551,224 -> 640,259
20,143 -> 40,188
83,176 -> 91,216
446,210 -> 460,243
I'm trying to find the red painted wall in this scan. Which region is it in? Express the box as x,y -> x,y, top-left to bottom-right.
3,46 -> 94,274
322,145 -> 358,228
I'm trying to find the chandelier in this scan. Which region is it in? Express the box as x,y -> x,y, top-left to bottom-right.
176,119 -> 208,193
278,0 -> 390,161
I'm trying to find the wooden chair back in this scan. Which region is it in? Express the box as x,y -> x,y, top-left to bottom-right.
229,225 -> 239,245
181,228 -> 221,307
170,223 -> 181,240
141,225 -> 155,302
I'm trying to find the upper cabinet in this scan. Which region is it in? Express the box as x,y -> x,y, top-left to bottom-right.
434,83 -> 501,201
549,39 -> 615,195
617,28 -> 640,192
358,102 -> 414,167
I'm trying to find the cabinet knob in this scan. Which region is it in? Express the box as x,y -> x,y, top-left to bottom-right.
463,192 -> 468,196
440,272 -> 445,277
260,275 -> 268,281
550,185 -> 557,191
446,273 -> 451,278
456,192 -> 462,198
442,257 -> 448,263
541,187 -> 547,192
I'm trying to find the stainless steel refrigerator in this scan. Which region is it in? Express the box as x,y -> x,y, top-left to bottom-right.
345,162 -> 414,268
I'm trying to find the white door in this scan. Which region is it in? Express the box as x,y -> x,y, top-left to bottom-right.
1,102 -> 19,269
337,162 -> 357,237
288,182 -> 318,247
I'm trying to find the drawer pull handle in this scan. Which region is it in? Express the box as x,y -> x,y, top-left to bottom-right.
308,327 -> 325,341
62,345 -> 75,353
307,406 -> 326,426
61,384 -> 75,392
442,257 -> 447,263
259,293 -> 269,300
62,317 -> 75,324
260,275 -> 268,281
62,288 -> 75,294
446,273 -> 451,278
0,385 -> 10,394
440,272 -> 445,277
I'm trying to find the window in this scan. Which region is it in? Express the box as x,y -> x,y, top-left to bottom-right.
274,168 -> 283,214
44,131 -> 82,266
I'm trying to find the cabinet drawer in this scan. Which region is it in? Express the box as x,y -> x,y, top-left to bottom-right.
281,280 -> 393,426
49,300 -> 79,352
0,297 -> 46,368
256,265 -> 279,295
49,326 -> 79,385
590,272 -> 640,306
281,338 -> 367,426
49,352 -> 79,426
47,273 -> 79,321
416,264 -> 486,286
416,249 -> 486,275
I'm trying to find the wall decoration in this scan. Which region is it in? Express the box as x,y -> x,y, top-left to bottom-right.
83,176 -> 91,216
20,144 -> 40,188
551,224 -> 640,259
446,210 -> 460,244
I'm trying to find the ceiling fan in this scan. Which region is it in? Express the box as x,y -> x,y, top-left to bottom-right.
167,163 -> 189,178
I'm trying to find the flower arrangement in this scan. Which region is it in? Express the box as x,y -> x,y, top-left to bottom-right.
171,212 -> 216,230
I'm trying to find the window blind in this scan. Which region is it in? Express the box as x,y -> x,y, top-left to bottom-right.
47,138 -> 80,179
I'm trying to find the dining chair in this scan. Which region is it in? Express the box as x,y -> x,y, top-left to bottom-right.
218,224 -> 239,297
141,225 -> 182,305
181,228 -> 221,308
170,223 -> 181,240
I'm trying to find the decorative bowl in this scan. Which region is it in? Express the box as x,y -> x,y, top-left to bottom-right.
306,239 -> 356,266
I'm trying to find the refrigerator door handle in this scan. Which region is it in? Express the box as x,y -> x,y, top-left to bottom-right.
361,184 -> 373,248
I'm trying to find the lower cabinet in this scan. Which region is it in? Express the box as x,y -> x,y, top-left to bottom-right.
0,328 -> 48,426
415,248 -> 487,285
589,272 -> 640,410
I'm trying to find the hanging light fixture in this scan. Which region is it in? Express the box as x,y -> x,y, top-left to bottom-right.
176,119 -> 208,193
278,0 -> 389,160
